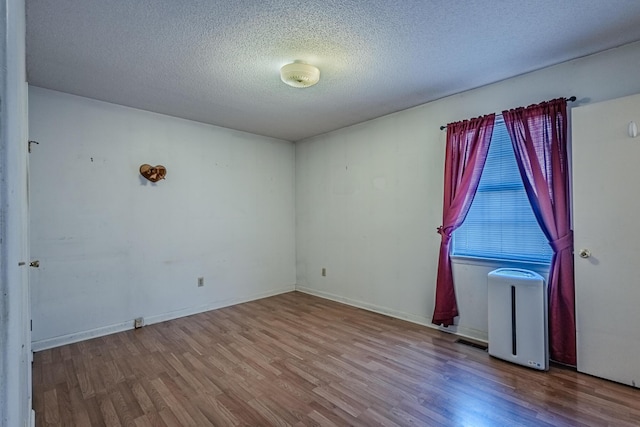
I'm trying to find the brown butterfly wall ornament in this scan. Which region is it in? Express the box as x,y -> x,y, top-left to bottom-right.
139,164 -> 167,182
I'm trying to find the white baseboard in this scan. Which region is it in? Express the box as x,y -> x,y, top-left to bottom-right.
295,286 -> 438,328
32,285 -> 487,351
31,320 -> 132,352
143,286 -> 294,326
438,323 -> 488,343
295,286 -> 488,344
31,285 -> 295,351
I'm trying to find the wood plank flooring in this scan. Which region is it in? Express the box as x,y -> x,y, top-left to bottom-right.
33,291 -> 640,426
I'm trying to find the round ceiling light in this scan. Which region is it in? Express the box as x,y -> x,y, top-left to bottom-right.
280,62 -> 320,88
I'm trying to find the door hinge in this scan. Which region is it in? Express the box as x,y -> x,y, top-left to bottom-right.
28,140 -> 39,153
30,320 -> 32,331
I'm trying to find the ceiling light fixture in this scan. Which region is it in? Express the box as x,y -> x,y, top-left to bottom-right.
280,62 -> 320,88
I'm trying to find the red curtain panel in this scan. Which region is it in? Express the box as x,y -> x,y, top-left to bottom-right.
432,114 -> 495,327
502,98 -> 576,366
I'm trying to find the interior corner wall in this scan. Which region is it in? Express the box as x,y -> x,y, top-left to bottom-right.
295,41 -> 640,341
29,87 -> 296,350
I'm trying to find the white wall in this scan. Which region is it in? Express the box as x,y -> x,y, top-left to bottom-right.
295,41 -> 640,342
29,87 -> 296,350
0,0 -> 32,425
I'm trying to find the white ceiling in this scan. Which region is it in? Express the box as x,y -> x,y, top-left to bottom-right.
26,0 -> 640,142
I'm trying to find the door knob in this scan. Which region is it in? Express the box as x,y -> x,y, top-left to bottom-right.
29,260 -> 40,268
578,249 -> 591,259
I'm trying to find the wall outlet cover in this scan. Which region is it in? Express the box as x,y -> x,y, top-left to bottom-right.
134,317 -> 144,328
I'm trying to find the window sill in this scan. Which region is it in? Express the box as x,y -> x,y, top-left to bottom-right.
450,254 -> 551,274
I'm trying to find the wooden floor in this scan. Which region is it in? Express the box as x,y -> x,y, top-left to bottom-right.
33,292 -> 640,427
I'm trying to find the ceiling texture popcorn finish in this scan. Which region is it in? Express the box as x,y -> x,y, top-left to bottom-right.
26,0 -> 640,141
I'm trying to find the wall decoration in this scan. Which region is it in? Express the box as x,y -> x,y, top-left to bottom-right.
139,164 -> 167,182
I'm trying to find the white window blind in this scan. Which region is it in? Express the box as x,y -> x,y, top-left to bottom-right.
452,118 -> 553,263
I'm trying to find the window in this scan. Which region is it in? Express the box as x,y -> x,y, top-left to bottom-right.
452,118 -> 553,263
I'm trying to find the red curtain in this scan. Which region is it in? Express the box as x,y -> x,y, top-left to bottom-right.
502,99 -> 576,366
432,115 -> 495,327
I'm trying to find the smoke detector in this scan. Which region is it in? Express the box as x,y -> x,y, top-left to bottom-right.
280,62 -> 320,88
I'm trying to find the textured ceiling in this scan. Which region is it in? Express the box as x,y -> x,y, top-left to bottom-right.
26,0 -> 640,141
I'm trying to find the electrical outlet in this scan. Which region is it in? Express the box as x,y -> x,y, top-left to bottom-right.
198,277 -> 204,287
321,268 -> 326,277
134,317 -> 144,329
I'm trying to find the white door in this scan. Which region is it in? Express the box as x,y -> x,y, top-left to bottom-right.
572,93 -> 640,387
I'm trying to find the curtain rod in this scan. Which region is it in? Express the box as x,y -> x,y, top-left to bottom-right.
439,96 -> 577,131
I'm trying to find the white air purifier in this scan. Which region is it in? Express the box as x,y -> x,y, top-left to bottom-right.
488,268 -> 548,371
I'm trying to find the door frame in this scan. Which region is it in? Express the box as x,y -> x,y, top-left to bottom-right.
0,0 -> 32,425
